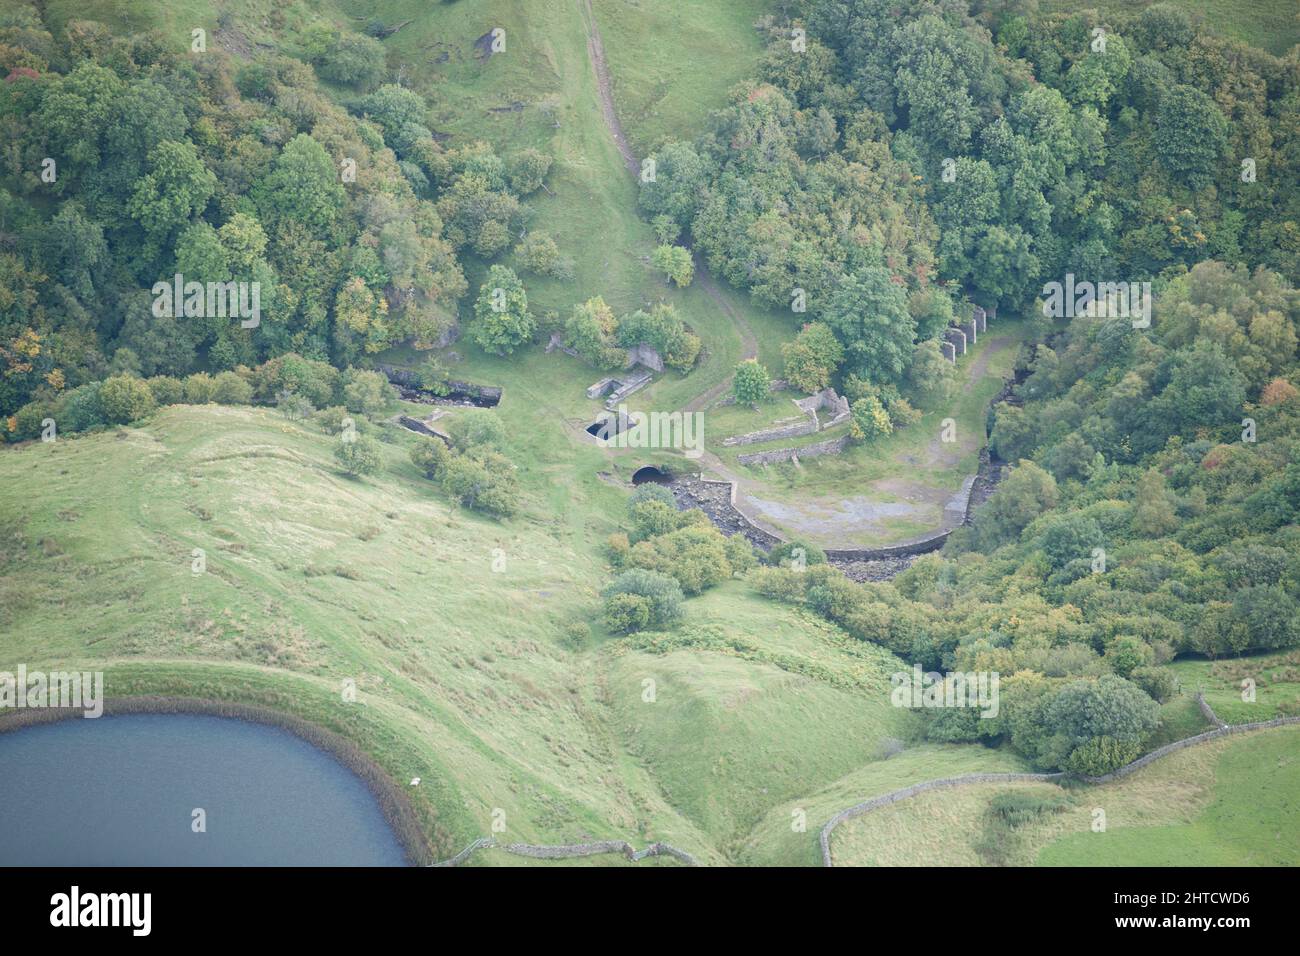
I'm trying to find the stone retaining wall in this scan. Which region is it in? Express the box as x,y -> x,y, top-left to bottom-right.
724,417 -> 819,447
737,433 -> 851,466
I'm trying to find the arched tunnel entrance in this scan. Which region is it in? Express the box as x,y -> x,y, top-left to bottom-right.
631,466 -> 672,486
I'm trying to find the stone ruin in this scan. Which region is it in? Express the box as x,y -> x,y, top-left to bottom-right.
722,387 -> 851,447
794,387 -> 851,424
624,342 -> 664,373
587,369 -> 654,409
944,326 -> 967,357
938,304 -> 993,364
581,343 -> 663,409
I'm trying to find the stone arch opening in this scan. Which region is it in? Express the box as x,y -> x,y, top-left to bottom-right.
631,466 -> 671,486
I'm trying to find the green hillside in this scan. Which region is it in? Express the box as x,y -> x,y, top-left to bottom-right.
827,725 -> 1300,867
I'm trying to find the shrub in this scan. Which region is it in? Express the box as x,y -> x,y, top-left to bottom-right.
602,568 -> 684,632
849,394 -> 892,441
1040,676 -> 1161,773
97,375 -> 155,425
183,373 -> 217,404
342,369 -> 396,416
315,33 -> 386,89
564,297 -> 623,369
1129,666 -> 1179,704
624,523 -> 731,594
732,359 -> 770,407
782,322 -> 844,393
724,534 -> 757,573
334,434 -> 382,477
651,244 -> 694,287
276,389 -> 315,420
314,406 -> 354,435
56,383 -> 105,432
616,303 -> 699,370
629,483 -> 676,510
471,265 -> 535,356
409,437 -> 450,478
211,370 -> 253,405
765,539 -> 827,568
750,566 -> 807,602
887,397 -> 922,428
606,532 -> 631,566
9,401 -> 51,441
439,449 -> 520,517
507,148 -> 552,195
147,376 -> 184,406
1065,736 -> 1144,777
252,353 -> 339,407
516,232 -> 574,280
629,498 -> 683,542
604,592 -> 652,633
445,411 -> 508,454
1103,635 -> 1152,677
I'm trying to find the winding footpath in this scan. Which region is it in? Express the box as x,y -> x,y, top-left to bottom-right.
577,0 -> 758,397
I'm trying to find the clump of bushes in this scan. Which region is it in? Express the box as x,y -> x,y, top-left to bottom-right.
603,569 -> 685,633
2,353 -> 406,446
600,483 -> 753,631
407,412 -> 520,518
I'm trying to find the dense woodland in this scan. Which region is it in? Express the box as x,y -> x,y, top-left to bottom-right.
685,1 -> 1300,774
2,0 -> 1299,777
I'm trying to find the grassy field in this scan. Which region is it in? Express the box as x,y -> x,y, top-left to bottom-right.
0,403 -> 966,864
1168,649 -> 1300,724
827,725 -> 1300,866
1037,727 -> 1300,866
591,0 -> 770,156
1039,0 -> 1300,56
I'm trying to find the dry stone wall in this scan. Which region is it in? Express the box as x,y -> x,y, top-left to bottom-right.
818,700 -> 1300,866
737,433 -> 851,465
428,837 -> 699,867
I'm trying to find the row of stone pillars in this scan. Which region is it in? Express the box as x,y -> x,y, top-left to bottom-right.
941,305 -> 994,363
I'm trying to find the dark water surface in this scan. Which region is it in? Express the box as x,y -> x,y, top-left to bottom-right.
0,713 -> 406,866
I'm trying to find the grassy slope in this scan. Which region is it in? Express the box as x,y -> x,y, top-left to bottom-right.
0,404 -> 925,863
362,0 -> 768,422
1040,0 -> 1300,56
591,0 -> 770,157
1167,649 -> 1300,724
1037,727 -> 1300,866
826,725 -> 1300,866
